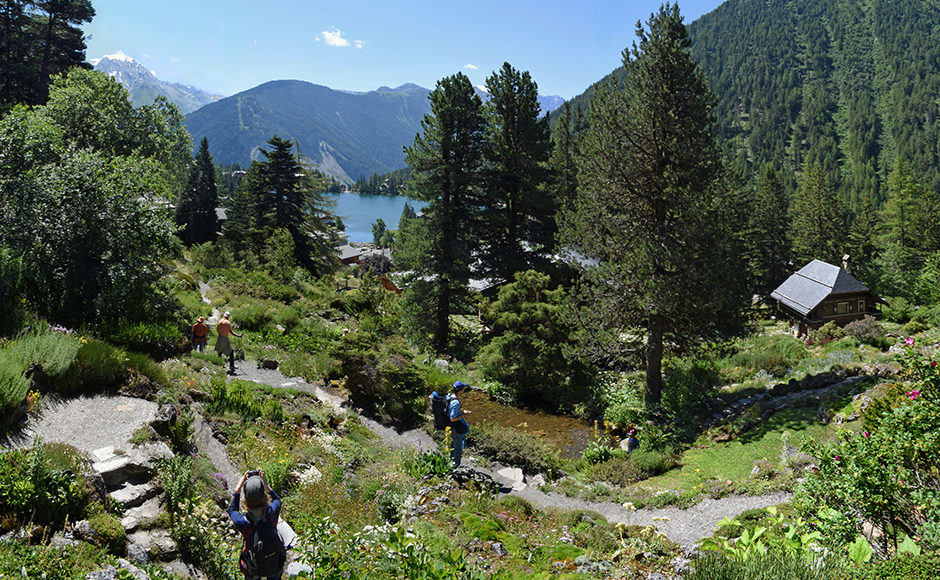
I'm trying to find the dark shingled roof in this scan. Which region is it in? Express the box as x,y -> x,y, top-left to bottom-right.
771,260 -> 871,317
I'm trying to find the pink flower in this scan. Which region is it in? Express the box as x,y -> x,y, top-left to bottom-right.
863,432 -> 870,438
905,337 -> 915,346
907,390 -> 921,400
932,361 -> 937,368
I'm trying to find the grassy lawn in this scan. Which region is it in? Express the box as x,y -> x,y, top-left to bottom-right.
632,405 -> 851,492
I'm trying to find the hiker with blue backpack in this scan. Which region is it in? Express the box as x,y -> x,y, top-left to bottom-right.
447,381 -> 472,467
228,469 -> 286,580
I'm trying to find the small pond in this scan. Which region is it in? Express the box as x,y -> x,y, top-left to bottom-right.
461,390 -> 600,459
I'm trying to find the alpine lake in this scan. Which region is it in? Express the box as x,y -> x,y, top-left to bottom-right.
326,192 -> 600,458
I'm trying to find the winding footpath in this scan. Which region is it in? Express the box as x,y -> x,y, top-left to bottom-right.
10,282 -> 791,548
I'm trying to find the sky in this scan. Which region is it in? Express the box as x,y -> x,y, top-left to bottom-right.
83,0 -> 726,101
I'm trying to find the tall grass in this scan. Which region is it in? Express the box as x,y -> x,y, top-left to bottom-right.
0,328 -> 81,412
689,550 -> 845,580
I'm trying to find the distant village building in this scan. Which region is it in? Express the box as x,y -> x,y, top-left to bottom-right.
771,259 -> 883,337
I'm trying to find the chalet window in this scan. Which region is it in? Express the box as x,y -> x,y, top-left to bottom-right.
837,302 -> 848,314
858,299 -> 866,312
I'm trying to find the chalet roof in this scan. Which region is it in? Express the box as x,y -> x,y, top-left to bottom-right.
336,244 -> 362,261
770,259 -> 872,317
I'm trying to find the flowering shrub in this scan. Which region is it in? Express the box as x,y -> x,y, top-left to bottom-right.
795,338 -> 940,554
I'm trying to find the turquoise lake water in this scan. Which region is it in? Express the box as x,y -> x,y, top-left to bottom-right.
323,193 -> 426,243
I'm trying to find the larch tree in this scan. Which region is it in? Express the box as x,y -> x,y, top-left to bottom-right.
176,137 -> 219,246
561,3 -> 747,409
478,62 -> 554,285
400,72 -> 486,352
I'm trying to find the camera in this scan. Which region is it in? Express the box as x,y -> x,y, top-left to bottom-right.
247,469 -> 259,477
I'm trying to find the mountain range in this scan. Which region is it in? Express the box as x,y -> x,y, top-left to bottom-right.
93,53 -> 223,115
94,54 -> 564,185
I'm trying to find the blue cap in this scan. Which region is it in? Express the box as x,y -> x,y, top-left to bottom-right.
453,381 -> 468,393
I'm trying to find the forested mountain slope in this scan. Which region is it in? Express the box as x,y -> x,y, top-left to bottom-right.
184,80 -> 433,185
557,0 -> 940,213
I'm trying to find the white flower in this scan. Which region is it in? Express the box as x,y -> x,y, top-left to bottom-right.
622,502 -> 636,511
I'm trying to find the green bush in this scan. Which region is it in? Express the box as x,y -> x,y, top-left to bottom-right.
59,339 -> 128,393
338,332 -> 428,426
811,321 -> 846,345
882,296 -> 912,323
588,456 -> 648,486
842,553 -> 940,580
662,355 -> 721,413
88,512 -> 126,556
843,316 -> 889,349
730,334 -> 809,378
106,320 -> 187,360
468,420 -> 563,475
190,241 -> 234,270
903,320 -> 928,335
0,443 -> 89,525
631,449 -> 677,476
0,327 -> 82,413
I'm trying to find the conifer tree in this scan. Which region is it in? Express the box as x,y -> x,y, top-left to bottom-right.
176,137 -> 219,246
224,135 -> 338,274
478,62 -> 554,285
561,3 -> 747,409
400,73 -> 485,351
792,163 -> 846,265
750,165 -> 791,300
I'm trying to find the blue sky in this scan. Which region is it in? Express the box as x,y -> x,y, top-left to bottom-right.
84,0 -> 725,100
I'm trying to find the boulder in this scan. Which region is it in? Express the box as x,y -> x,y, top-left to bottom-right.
150,404 -> 179,438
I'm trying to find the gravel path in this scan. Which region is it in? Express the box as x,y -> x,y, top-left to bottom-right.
232,361 -> 793,547
1,394 -> 158,454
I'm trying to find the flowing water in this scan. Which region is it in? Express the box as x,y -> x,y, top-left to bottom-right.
461,390 -> 601,459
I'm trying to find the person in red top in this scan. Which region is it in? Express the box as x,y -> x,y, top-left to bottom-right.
191,316 -> 209,352
215,311 -> 243,373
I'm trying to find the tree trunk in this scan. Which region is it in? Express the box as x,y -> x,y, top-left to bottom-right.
435,280 -> 450,352
645,313 -> 664,409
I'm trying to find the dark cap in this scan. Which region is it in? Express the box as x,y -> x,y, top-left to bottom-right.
244,475 -> 264,502
452,381 -> 468,393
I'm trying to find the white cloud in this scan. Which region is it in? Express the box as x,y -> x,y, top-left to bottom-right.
464,64 -> 479,70
318,28 -> 349,47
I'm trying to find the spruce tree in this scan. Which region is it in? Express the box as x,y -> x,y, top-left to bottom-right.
400,72 -> 485,351
791,163 -> 846,265
750,165 -> 792,300
176,137 -> 219,246
561,3 -> 747,409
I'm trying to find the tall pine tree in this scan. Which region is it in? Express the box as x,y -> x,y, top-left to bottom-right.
399,73 -> 485,351
478,62 -> 554,285
791,163 -> 846,265
224,135 -> 338,274
562,3 -> 747,409
176,137 -> 219,246
749,165 -> 792,301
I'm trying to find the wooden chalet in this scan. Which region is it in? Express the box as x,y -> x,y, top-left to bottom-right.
771,259 -> 883,337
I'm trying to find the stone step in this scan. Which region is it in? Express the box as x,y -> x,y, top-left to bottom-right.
92,442 -> 173,488
111,481 -> 162,509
